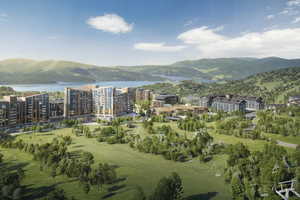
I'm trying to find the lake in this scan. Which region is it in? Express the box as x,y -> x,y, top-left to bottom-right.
1,81 -> 159,92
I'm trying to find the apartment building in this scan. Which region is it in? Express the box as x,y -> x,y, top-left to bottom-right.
211,97 -> 247,112
199,94 -> 264,111
92,86 -> 132,120
21,93 -> 50,123
0,101 -> 9,128
135,88 -> 153,102
64,87 -> 93,118
49,99 -> 64,119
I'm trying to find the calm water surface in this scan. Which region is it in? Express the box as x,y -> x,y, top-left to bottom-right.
1,81 -> 159,92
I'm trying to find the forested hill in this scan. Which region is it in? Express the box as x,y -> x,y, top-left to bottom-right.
120,57 -> 300,81
142,66 -> 300,104
0,59 -> 164,84
1,57 -> 300,84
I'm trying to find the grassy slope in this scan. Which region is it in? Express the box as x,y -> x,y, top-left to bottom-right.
1,121 -> 299,199
1,127 -> 231,200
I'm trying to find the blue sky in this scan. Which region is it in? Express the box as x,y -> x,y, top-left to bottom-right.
1,0 -> 300,66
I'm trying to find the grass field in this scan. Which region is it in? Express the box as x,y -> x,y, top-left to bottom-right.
1,127 -> 232,200
1,121 -> 297,200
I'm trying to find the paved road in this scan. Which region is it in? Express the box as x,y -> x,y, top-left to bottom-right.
277,140 -> 298,149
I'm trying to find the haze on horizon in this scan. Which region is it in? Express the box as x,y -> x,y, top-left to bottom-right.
1,0 -> 300,66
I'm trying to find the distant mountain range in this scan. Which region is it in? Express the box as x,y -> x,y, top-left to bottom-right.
1,57 -> 300,84
143,66 -> 300,104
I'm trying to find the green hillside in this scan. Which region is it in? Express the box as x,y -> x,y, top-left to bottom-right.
142,66 -> 300,104
121,57 -> 300,81
0,59 -> 164,84
1,57 -> 300,84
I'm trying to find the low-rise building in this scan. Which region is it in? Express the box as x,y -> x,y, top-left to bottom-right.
152,94 -> 179,108
211,97 -> 247,112
199,94 -> 264,111
153,105 -> 208,116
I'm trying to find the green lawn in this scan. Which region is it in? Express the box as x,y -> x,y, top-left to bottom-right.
2,120 -> 295,200
1,128 -> 231,200
154,122 -> 268,151
263,133 -> 300,146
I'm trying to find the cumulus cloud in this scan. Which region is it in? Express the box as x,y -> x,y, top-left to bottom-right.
292,16 -> 300,23
266,14 -> 275,19
287,0 -> 300,7
178,26 -> 300,58
87,13 -> 133,34
134,42 -> 186,52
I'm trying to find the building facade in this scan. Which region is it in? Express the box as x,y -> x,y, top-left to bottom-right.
135,88 -> 153,102
64,88 -> 93,118
151,94 -> 179,108
211,97 -> 247,112
49,99 -> 64,119
21,93 -> 50,123
92,86 -> 132,120
199,94 -> 264,112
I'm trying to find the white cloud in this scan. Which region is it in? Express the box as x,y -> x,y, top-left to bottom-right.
266,14 -> 275,19
0,13 -> 8,17
292,16 -> 300,23
178,26 -> 300,58
287,0 -> 300,6
279,8 -> 299,15
134,42 -> 186,52
87,13 -> 133,34
0,13 -> 8,22
177,26 -> 226,45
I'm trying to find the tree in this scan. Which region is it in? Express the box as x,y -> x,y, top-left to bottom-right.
131,186 -> 146,200
12,188 -> 22,200
17,168 -> 25,181
82,182 -> 90,194
149,172 -> 184,200
231,173 -> 245,200
81,152 -> 94,165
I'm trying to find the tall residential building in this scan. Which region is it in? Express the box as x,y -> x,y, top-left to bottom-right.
135,88 -> 153,102
20,93 -> 50,123
49,99 -> 64,119
3,96 -> 18,127
92,86 -> 115,119
0,96 -> 26,127
64,88 -> 93,118
92,86 -> 133,120
0,101 -> 9,128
